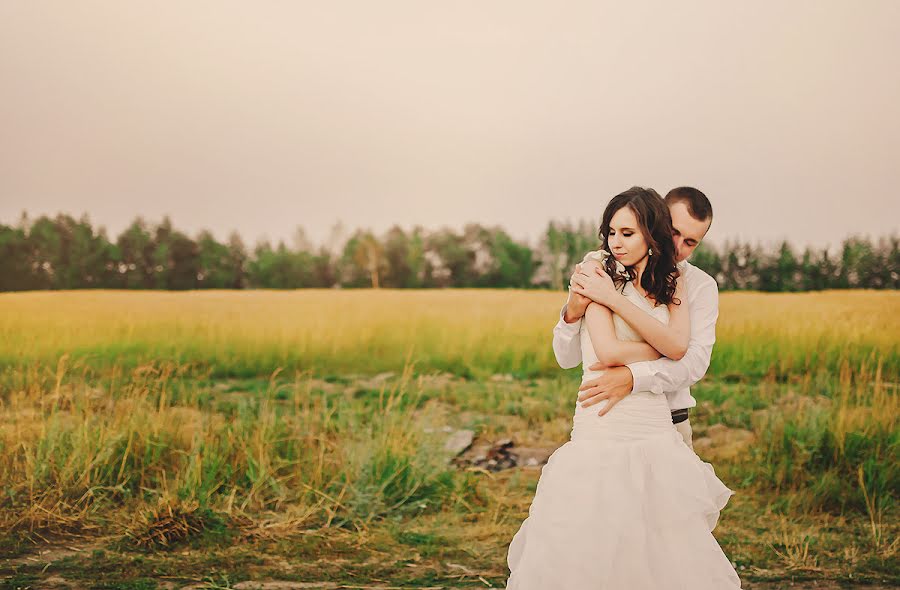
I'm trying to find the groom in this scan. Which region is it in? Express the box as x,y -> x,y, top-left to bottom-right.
552,187 -> 719,450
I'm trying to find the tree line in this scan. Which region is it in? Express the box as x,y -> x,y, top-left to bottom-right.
0,212 -> 896,292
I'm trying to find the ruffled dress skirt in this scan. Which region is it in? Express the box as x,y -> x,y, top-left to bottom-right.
506,392 -> 741,589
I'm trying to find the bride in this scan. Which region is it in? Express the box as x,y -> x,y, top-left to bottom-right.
505,187 -> 741,589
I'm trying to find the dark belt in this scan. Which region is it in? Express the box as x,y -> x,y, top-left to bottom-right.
671,408 -> 690,424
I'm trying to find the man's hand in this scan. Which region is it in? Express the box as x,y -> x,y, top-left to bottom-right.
565,262 -> 593,321
571,263 -> 619,308
576,365 -> 635,416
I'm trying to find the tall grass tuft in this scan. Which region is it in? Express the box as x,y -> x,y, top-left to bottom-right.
0,358 -> 477,538
746,358 -> 897,535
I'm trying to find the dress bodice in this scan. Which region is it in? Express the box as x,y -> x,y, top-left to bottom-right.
580,280 -> 670,374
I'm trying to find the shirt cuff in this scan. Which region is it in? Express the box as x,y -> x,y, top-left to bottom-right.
557,304 -> 582,331
626,361 -> 664,395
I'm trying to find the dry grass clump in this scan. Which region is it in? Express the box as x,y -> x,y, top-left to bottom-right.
123,495 -> 208,549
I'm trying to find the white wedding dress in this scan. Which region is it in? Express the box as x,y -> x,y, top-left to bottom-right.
506,280 -> 742,589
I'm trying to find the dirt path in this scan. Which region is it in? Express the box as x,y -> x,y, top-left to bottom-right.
2,541 -> 894,590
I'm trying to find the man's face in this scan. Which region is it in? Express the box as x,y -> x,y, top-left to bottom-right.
668,201 -> 711,263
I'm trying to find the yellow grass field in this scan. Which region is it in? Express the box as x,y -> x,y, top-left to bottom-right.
1,289 -> 897,378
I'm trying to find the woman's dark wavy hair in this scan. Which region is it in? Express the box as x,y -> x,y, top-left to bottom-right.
597,186 -> 681,306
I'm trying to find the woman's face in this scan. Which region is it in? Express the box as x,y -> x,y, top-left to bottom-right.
607,205 -> 649,267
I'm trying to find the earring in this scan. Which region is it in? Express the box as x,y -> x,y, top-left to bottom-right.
648,248 -> 653,256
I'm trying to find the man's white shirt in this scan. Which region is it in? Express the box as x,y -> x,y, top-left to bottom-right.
551,254 -> 719,411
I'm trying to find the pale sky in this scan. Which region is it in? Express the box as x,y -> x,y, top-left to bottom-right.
1,1 -> 898,250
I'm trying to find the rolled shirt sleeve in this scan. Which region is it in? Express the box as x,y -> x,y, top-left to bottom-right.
628,360 -> 665,395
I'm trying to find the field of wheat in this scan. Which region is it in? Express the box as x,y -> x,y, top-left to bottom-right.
0,289 -> 897,588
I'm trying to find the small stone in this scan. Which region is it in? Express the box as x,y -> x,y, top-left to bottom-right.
443,429 -> 475,455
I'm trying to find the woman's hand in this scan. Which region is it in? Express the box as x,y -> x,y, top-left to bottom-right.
565,262 -> 593,320
571,263 -> 620,308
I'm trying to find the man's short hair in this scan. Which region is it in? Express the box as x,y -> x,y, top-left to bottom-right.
664,187 -> 713,224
